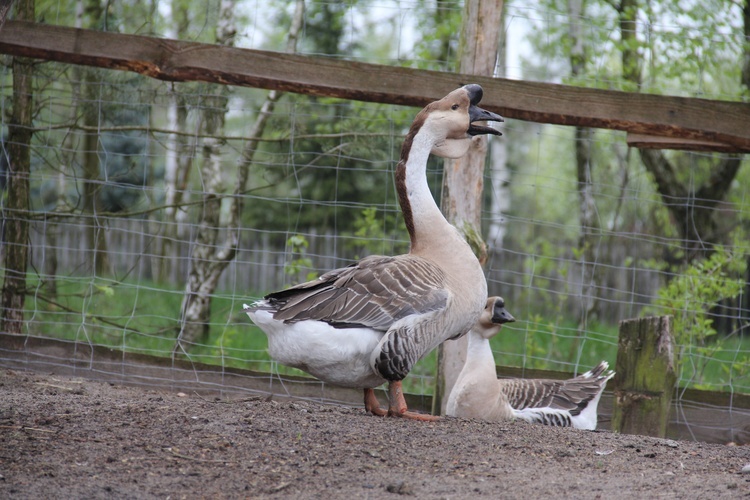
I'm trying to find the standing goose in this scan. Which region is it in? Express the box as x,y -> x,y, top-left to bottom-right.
446,297 -> 614,430
244,84 -> 504,420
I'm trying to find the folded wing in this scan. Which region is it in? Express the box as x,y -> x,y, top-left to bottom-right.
263,254 -> 450,331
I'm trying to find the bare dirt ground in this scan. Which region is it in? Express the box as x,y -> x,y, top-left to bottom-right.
2,368 -> 750,499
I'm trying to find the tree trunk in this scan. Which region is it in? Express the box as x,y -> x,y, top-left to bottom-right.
743,0 -> 750,95
574,127 -> 600,318
175,0 -> 305,352
77,0 -> 109,276
177,0 -> 237,349
159,90 -> 193,283
158,0 -> 193,283
638,149 -> 741,262
618,0 -> 641,88
44,0 -> 85,299
43,212 -> 59,298
1,0 -> 34,337
81,79 -> 110,276
568,0 -> 600,326
486,7 -> 509,248
434,0 -> 503,416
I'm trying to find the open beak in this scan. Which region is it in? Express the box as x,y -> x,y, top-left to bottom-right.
463,84 -> 504,136
468,104 -> 504,136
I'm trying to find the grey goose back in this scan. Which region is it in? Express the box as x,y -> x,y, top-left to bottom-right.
244,84 -> 503,420
446,296 -> 615,430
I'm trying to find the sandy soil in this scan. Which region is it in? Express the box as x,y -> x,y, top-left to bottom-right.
2,368 -> 750,499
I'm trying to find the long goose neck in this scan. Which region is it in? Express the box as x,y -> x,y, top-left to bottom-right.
396,126 -> 458,254
466,331 -> 499,383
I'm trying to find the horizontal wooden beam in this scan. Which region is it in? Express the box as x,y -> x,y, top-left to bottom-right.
2,21 -> 750,152
627,133 -> 739,153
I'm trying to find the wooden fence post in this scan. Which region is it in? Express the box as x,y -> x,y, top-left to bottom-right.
612,315 -> 677,437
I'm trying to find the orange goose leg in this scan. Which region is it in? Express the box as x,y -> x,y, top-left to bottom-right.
386,381 -> 439,421
364,388 -> 387,417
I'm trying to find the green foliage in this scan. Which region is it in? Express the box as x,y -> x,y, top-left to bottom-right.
522,314 -> 562,370
20,0 -> 750,401
17,270 -> 750,396
242,95 -> 408,235
304,0 -> 348,56
284,234 -> 318,284
24,275 -> 184,349
346,206 -> 409,259
642,240 -> 748,387
643,243 -> 746,347
489,314 -> 619,374
516,238 -> 572,320
410,0 -> 462,70
523,0 -> 745,97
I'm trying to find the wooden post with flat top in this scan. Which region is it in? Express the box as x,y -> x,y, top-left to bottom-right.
612,315 -> 677,437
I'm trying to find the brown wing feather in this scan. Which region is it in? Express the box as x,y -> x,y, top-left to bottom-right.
265,254 -> 449,331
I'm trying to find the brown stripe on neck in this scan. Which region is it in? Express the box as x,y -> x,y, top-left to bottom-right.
395,161 -> 416,244
396,107 -> 429,246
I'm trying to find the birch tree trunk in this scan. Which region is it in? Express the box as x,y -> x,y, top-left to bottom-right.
176,0 -> 237,349
486,8 -> 509,248
1,0 -> 34,336
434,0 -> 503,415
175,0 -> 305,352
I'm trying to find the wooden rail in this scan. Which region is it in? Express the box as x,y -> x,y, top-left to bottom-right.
2,20 -> 750,152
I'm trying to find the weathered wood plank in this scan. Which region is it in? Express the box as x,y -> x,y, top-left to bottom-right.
627,133 -> 738,153
612,315 -> 678,438
2,21 -> 750,151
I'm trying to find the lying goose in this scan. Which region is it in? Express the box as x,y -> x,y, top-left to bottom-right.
446,297 -> 614,430
244,84 -> 503,420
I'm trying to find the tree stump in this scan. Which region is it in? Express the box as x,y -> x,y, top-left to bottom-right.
612,315 -> 677,437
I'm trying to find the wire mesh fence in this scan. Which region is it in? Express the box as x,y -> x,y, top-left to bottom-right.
1,0 -> 749,443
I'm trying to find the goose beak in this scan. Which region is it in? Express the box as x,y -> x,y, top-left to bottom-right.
463,83 -> 504,137
468,105 -> 504,136
491,301 -> 515,325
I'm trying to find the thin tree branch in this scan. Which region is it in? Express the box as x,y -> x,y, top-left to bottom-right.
31,121 -> 392,143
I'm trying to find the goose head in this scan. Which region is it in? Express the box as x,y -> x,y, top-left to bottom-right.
474,296 -> 515,340
417,84 -> 504,159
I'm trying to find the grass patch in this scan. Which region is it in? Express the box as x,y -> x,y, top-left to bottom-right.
490,315 -> 619,373
17,275 -> 750,396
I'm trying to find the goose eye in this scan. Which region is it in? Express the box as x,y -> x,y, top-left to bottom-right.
451,104 -> 459,110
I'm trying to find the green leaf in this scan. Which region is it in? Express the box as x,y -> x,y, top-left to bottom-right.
95,285 -> 115,298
